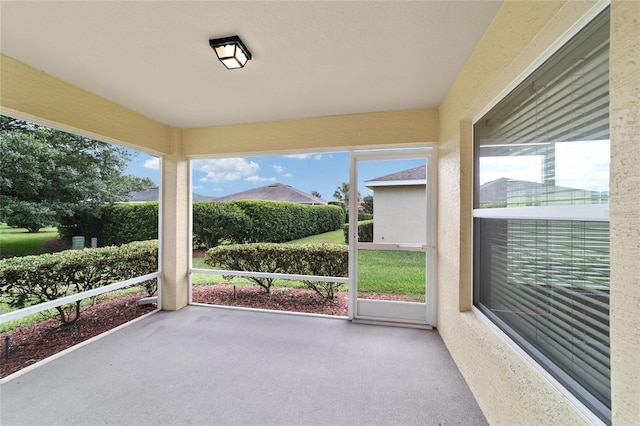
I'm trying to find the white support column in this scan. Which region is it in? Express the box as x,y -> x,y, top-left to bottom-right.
160,128 -> 190,311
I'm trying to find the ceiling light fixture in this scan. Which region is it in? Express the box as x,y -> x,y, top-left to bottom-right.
209,35 -> 252,70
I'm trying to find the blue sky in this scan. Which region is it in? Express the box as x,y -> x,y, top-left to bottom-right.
126,140 -> 608,199
126,150 -> 424,200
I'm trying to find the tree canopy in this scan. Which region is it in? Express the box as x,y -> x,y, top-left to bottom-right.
0,116 -> 155,232
333,182 -> 361,207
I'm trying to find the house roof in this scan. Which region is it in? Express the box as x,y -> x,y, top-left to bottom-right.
0,2 -> 503,129
478,178 -> 604,205
129,187 -> 214,202
216,183 -> 326,204
365,165 -> 426,188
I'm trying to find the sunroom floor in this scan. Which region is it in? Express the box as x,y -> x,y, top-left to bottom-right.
1,305 -> 486,425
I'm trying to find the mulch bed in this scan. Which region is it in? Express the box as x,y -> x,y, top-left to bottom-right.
192,285 -> 349,316
0,292 -> 155,379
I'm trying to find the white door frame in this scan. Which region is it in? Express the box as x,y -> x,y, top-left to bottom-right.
348,147 -> 437,327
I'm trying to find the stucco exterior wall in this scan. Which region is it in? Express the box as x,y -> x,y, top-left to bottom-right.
182,108 -> 438,157
438,0 -> 638,424
372,186 -> 426,244
0,54 -> 172,155
609,1 -> 640,422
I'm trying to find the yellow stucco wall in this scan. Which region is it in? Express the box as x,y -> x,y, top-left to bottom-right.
438,0 -> 639,424
609,1 -> 640,422
182,108 -> 438,157
0,54 -> 172,155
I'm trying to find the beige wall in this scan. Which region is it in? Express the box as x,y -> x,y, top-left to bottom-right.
1,0 -> 637,423
0,54 -> 173,155
438,0 -> 639,425
609,1 -> 640,422
182,108 -> 438,157
372,186 -> 427,244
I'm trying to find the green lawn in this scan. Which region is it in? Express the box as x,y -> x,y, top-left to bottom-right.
358,250 -> 425,301
0,224 -> 59,256
284,229 -> 346,245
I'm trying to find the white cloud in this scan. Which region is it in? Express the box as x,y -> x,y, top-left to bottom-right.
284,153 -> 323,160
282,173 -> 293,178
246,176 -> 276,183
479,141 -> 609,192
192,158 -> 260,183
479,156 -> 542,185
143,157 -> 160,170
273,165 -> 285,174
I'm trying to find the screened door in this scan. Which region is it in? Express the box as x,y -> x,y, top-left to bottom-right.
348,148 -> 436,326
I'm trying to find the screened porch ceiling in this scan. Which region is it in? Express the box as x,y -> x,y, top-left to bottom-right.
0,1 -> 503,130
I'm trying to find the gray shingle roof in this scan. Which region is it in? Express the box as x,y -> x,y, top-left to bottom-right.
128,187 -> 215,202
216,183 -> 326,204
365,165 -> 426,186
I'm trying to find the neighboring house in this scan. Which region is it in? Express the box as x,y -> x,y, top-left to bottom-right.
478,178 -> 608,207
364,165 -> 426,244
215,183 -> 327,205
128,187 -> 215,202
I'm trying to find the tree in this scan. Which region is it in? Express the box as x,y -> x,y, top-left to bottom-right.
311,190 -> 322,199
0,116 -> 155,232
362,195 -> 374,214
333,182 -> 361,206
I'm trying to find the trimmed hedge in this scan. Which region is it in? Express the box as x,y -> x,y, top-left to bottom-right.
58,203 -> 158,247
343,220 -> 374,244
0,240 -> 158,325
204,243 -> 348,299
60,200 -> 343,248
192,202 -> 252,249
229,200 -> 344,243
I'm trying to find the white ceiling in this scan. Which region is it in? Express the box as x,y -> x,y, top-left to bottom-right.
0,1 -> 503,129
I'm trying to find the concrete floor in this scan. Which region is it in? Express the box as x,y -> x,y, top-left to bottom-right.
1,305 -> 486,425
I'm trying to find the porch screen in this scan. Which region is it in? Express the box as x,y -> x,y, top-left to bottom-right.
473,7 -> 610,424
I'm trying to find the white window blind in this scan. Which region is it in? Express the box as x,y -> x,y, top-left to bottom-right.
473,7 -> 611,424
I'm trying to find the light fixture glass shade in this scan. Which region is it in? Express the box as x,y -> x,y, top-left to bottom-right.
209,36 -> 252,70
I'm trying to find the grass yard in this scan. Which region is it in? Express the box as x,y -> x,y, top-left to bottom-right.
0,224 -> 59,256
357,250 -> 425,301
284,229 -> 346,245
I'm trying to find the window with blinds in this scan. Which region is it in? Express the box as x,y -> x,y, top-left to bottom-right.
473,7 -> 610,424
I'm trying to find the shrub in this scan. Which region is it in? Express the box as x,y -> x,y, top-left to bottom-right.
58,202 -> 158,247
204,243 -> 348,299
0,240 -> 158,325
60,200 -> 343,248
230,200 -> 343,243
343,220 -> 374,244
204,243 -> 282,293
192,202 -> 252,249
100,203 -> 158,246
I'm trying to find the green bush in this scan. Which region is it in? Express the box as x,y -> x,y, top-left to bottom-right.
100,203 -> 158,246
0,240 -> 158,325
60,200 -> 343,248
204,243 -> 347,299
230,200 -> 344,243
58,202 -> 158,247
192,202 -> 252,249
343,220 -> 374,244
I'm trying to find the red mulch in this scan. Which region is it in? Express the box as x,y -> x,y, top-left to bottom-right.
192,285 -> 349,316
1,292 -> 155,379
